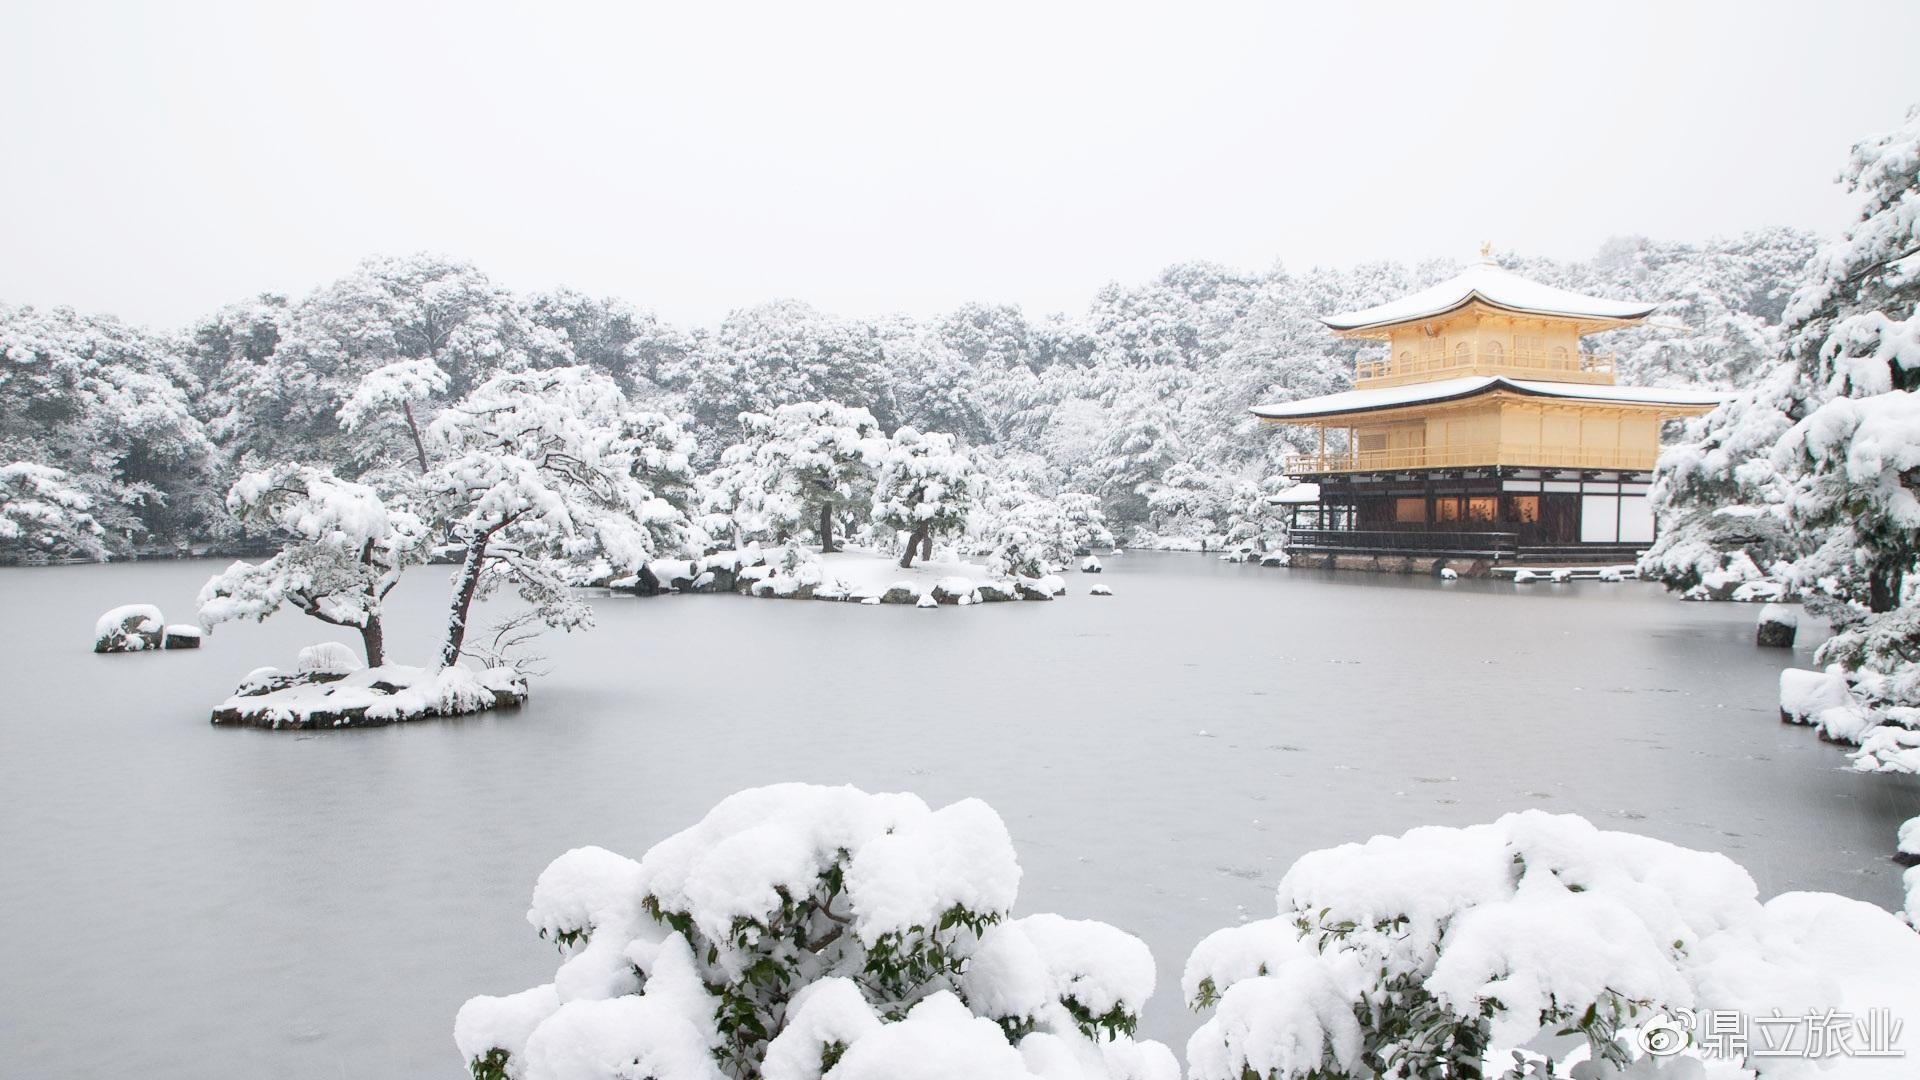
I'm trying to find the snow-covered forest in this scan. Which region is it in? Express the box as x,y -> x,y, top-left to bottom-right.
1,229 -> 1813,565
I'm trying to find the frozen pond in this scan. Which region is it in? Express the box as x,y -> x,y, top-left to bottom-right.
2,553 -> 1916,1078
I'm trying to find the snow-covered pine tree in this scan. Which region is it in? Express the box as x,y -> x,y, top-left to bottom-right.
714,401 -> 888,553
197,464 -> 427,666
425,367 -> 696,667
871,427 -> 978,568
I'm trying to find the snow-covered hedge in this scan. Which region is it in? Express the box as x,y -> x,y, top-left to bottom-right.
1182,810 -> 1911,1080
456,784 -> 1177,1080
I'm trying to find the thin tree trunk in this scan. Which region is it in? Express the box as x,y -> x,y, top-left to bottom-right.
819,502 -> 835,554
359,613 -> 386,669
403,400 -> 429,475
920,527 -> 933,562
1869,563 -> 1903,614
899,521 -> 929,569
440,535 -> 491,667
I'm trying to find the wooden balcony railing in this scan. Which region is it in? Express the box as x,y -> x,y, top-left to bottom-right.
1289,528 -> 1519,557
1354,348 -> 1615,388
1284,442 -> 1657,475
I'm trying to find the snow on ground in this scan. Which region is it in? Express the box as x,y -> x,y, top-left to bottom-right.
818,548 -> 995,601
211,663 -> 527,728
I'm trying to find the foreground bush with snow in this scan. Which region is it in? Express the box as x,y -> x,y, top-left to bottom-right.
1183,810 -> 1918,1080
455,784 -> 1177,1080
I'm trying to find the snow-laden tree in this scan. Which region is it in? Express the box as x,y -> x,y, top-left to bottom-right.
0,303 -> 218,552
1643,110 -> 1918,602
197,464 -> 426,666
688,302 -> 896,456
338,357 -> 449,474
218,254 -> 570,477
0,462 -> 106,561
426,366 -> 694,667
454,784 -> 1178,1080
1184,811 -> 1898,1080
524,288 -> 697,402
709,402 -> 887,553
870,427 -> 978,568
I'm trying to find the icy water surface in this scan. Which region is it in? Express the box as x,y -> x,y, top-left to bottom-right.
2,554 -> 1916,1078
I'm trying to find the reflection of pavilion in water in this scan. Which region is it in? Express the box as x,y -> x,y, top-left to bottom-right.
1255,253 -> 1721,563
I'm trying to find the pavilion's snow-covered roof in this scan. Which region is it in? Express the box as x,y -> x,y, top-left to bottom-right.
1322,263 -> 1656,333
1268,482 -> 1322,505
1251,376 -> 1725,422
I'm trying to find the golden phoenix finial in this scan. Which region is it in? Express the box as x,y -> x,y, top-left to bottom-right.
1479,240 -> 1493,259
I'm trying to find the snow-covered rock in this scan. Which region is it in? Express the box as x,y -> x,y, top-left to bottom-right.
1089,583 -> 1112,596
915,593 -> 939,608
92,603 -> 164,653
162,624 -> 202,649
1081,556 -> 1103,574
1898,815 -> 1920,864
1438,567 -> 1459,581
1511,570 -> 1538,584
1778,668 -> 1860,742
1036,573 -> 1067,596
1756,603 -> 1798,648
1549,568 -> 1572,584
297,641 -> 363,675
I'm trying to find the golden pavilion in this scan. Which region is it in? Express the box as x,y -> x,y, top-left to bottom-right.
1253,252 -> 1721,564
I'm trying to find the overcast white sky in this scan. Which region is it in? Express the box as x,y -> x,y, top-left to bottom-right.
2,1 -> 1916,330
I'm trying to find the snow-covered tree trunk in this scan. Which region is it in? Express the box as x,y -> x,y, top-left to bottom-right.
899,520 -> 930,568
440,528 -> 497,668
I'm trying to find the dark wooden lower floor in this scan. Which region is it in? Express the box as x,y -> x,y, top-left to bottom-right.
1283,467 -> 1654,561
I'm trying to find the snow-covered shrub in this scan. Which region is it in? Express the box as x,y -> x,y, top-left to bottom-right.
456,784 -> 1175,1080
298,641 -> 364,675
1183,811 -> 1878,1080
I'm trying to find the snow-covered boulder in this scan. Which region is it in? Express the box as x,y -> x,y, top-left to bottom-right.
1597,567 -> 1624,582
93,604 -> 164,653
162,624 -> 202,650
1259,553 -> 1288,568
976,581 -> 1019,603
1899,815 -> 1920,866
1774,664 -> 1866,737
931,577 -> 981,605
915,593 -> 939,608
1438,567 -> 1459,581
1036,573 -> 1067,596
1511,569 -> 1538,584
1549,568 -> 1572,584
1081,556 -> 1103,574
1756,603 -> 1798,648
1014,579 -> 1055,601
297,641 -> 363,676
647,558 -> 699,593
1089,583 -> 1112,596
880,583 -> 919,604
859,596 -> 882,606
